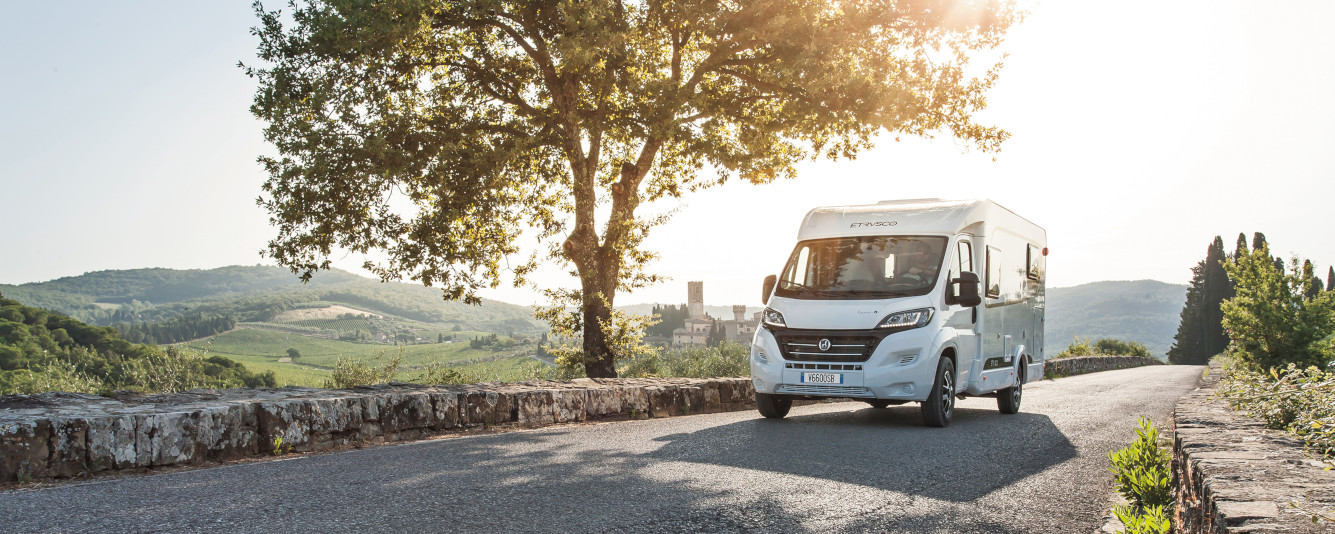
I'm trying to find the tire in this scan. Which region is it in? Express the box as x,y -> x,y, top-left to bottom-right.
998,366 -> 1023,414
921,357 -> 956,427
756,393 -> 792,419
867,399 -> 891,409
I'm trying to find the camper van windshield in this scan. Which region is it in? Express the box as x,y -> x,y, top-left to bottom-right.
776,236 -> 948,299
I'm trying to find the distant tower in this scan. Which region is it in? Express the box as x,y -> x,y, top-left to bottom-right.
732,305 -> 746,322
688,281 -> 705,320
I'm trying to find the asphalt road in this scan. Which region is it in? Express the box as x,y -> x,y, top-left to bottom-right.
0,365 -> 1203,533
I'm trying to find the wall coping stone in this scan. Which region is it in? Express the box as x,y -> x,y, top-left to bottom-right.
1172,359 -> 1335,533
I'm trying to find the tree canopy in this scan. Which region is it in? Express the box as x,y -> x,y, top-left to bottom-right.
1221,244 -> 1335,370
247,0 -> 1019,376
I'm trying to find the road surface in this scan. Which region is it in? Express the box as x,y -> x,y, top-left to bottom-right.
0,365 -> 1203,533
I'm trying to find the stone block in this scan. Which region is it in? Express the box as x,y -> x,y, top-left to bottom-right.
429,391 -> 461,430
552,389 -> 586,423
648,386 -> 679,418
464,390 -> 515,426
698,383 -> 722,414
49,417 -> 90,478
678,386 -> 704,416
584,388 -> 621,419
257,399 -> 311,450
0,418 -> 51,481
381,392 -> 434,434
617,387 -> 649,418
516,391 -> 555,427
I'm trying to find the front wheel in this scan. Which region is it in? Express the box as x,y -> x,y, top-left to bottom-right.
998,369 -> 1023,414
921,358 -> 956,427
756,393 -> 792,419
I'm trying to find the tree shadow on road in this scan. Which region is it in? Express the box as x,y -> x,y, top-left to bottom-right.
647,403 -> 1079,503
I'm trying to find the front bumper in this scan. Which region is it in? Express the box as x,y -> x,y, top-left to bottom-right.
749,326 -> 937,402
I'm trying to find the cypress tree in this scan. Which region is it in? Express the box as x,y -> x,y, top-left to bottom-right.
1252,232 -> 1267,251
1234,233 -> 1248,259
1305,261 -> 1322,300
1168,236 -> 1232,365
1327,267 -> 1334,292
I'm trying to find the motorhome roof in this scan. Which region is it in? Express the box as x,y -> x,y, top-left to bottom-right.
796,198 -> 1044,241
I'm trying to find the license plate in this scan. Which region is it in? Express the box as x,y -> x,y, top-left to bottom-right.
802,372 -> 843,384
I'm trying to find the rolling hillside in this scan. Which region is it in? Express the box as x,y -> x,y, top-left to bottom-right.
0,266 -> 545,334
1046,280 -> 1187,358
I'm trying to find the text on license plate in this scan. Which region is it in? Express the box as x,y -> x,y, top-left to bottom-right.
801,372 -> 843,384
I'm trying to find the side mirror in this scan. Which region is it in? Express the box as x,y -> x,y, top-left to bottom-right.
948,271 -> 982,308
762,274 -> 777,305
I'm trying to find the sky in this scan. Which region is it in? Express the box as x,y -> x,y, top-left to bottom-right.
2,1 -> 1332,310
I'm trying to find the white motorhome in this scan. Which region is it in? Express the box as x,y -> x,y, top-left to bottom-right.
750,199 -> 1047,427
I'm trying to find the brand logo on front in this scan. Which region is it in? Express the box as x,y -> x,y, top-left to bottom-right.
818,339 -> 831,351
849,221 -> 897,228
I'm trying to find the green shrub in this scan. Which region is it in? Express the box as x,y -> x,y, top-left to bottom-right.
1108,417 -> 1172,533
1219,361 -> 1335,460
1057,336 -> 1151,359
322,349 -> 403,388
1113,504 -> 1170,534
617,341 -> 749,378
1095,338 -> 1152,358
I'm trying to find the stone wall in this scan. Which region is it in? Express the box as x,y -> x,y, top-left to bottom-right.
1173,360 -> 1335,532
0,377 -> 757,482
1045,355 -> 1163,378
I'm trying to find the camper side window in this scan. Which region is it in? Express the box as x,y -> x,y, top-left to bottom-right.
986,246 -> 1002,298
1027,244 -> 1042,281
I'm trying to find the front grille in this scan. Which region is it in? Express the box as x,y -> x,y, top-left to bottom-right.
772,330 -> 887,362
786,363 -> 863,371
778,384 -> 872,397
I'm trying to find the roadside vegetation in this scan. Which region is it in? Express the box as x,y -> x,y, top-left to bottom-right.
1162,233 -> 1335,522
1055,337 -> 1153,359
1213,237 -> 1335,463
1108,418 -> 1173,534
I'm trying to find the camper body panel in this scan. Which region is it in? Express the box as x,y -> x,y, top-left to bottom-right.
751,198 -> 1046,405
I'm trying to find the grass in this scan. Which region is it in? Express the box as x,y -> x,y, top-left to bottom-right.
188,327 -> 535,387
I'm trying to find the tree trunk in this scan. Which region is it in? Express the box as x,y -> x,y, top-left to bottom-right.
580,296 -> 618,378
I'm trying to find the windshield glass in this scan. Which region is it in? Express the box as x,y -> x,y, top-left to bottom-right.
776,236 -> 948,299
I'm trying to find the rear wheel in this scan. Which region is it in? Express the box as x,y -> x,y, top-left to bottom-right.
921,358 -> 956,427
999,367 -> 1023,414
756,393 -> 793,419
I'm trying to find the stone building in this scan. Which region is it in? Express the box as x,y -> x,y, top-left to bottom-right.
671,282 -> 761,345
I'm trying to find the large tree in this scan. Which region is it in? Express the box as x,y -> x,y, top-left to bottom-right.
1167,236 -> 1231,365
246,0 -> 1018,377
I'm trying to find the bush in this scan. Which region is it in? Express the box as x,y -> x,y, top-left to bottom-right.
1057,337 -> 1151,359
1219,360 -> 1335,460
1108,417 -> 1172,534
322,349 -> 403,388
617,341 -> 749,378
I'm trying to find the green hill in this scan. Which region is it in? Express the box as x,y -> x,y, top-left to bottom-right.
1046,280 -> 1187,358
0,265 -> 545,335
0,295 -> 275,395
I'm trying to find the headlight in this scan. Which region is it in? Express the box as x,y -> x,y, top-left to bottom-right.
762,307 -> 786,328
876,308 -> 933,331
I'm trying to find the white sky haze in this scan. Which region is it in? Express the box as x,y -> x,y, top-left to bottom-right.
2,1 -> 1332,310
